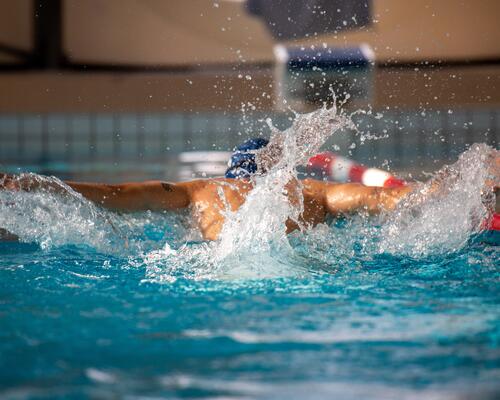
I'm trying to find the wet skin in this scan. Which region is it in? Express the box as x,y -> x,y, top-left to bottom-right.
183,178 -> 412,240
0,173 -> 412,241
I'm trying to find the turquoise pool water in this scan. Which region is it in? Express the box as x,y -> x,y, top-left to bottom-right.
1,218 -> 499,399
1,107 -> 499,399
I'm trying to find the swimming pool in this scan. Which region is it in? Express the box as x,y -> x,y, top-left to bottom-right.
0,108 -> 499,399
1,219 -> 499,398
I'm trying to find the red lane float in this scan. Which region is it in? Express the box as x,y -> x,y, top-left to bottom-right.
307,151 -> 500,232
487,213 -> 500,231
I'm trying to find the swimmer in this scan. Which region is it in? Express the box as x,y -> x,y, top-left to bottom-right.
1,139 -> 499,241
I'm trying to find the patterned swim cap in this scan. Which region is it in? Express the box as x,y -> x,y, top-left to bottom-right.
225,138 -> 269,179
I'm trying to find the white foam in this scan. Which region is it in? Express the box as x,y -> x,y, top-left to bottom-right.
379,144 -> 498,256
0,174 -> 121,251
0,174 -> 184,254
144,104 -> 354,282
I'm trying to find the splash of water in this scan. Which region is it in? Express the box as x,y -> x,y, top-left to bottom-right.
379,143 -> 498,256
144,105 -> 354,281
0,174 -> 120,250
0,173 -> 183,253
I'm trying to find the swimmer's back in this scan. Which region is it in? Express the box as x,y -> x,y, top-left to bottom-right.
186,178 -> 329,240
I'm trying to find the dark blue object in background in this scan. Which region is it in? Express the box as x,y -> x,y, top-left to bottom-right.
247,0 -> 372,40
286,46 -> 372,70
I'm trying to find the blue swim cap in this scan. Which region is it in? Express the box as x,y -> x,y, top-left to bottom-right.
225,138 -> 269,179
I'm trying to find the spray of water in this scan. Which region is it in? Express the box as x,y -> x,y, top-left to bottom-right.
143,105 -> 354,281
379,143 -> 498,256
0,174 -> 121,251
0,173 -> 183,254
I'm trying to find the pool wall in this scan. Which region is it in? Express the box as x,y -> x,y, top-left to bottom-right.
0,109 -> 498,177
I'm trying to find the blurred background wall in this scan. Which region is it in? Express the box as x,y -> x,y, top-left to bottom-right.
61,0 -> 500,65
3,0 -> 500,66
1,0 -> 500,112
0,0 -> 499,180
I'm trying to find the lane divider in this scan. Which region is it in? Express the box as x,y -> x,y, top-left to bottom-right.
308,152 -> 406,188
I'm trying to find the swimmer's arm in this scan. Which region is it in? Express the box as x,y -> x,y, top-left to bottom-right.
324,183 -> 413,215
0,174 -> 191,211
65,181 -> 191,211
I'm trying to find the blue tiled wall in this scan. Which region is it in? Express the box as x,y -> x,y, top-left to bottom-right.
0,110 -> 498,172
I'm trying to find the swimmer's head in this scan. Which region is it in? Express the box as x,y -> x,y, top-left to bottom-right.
225,138 -> 269,179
